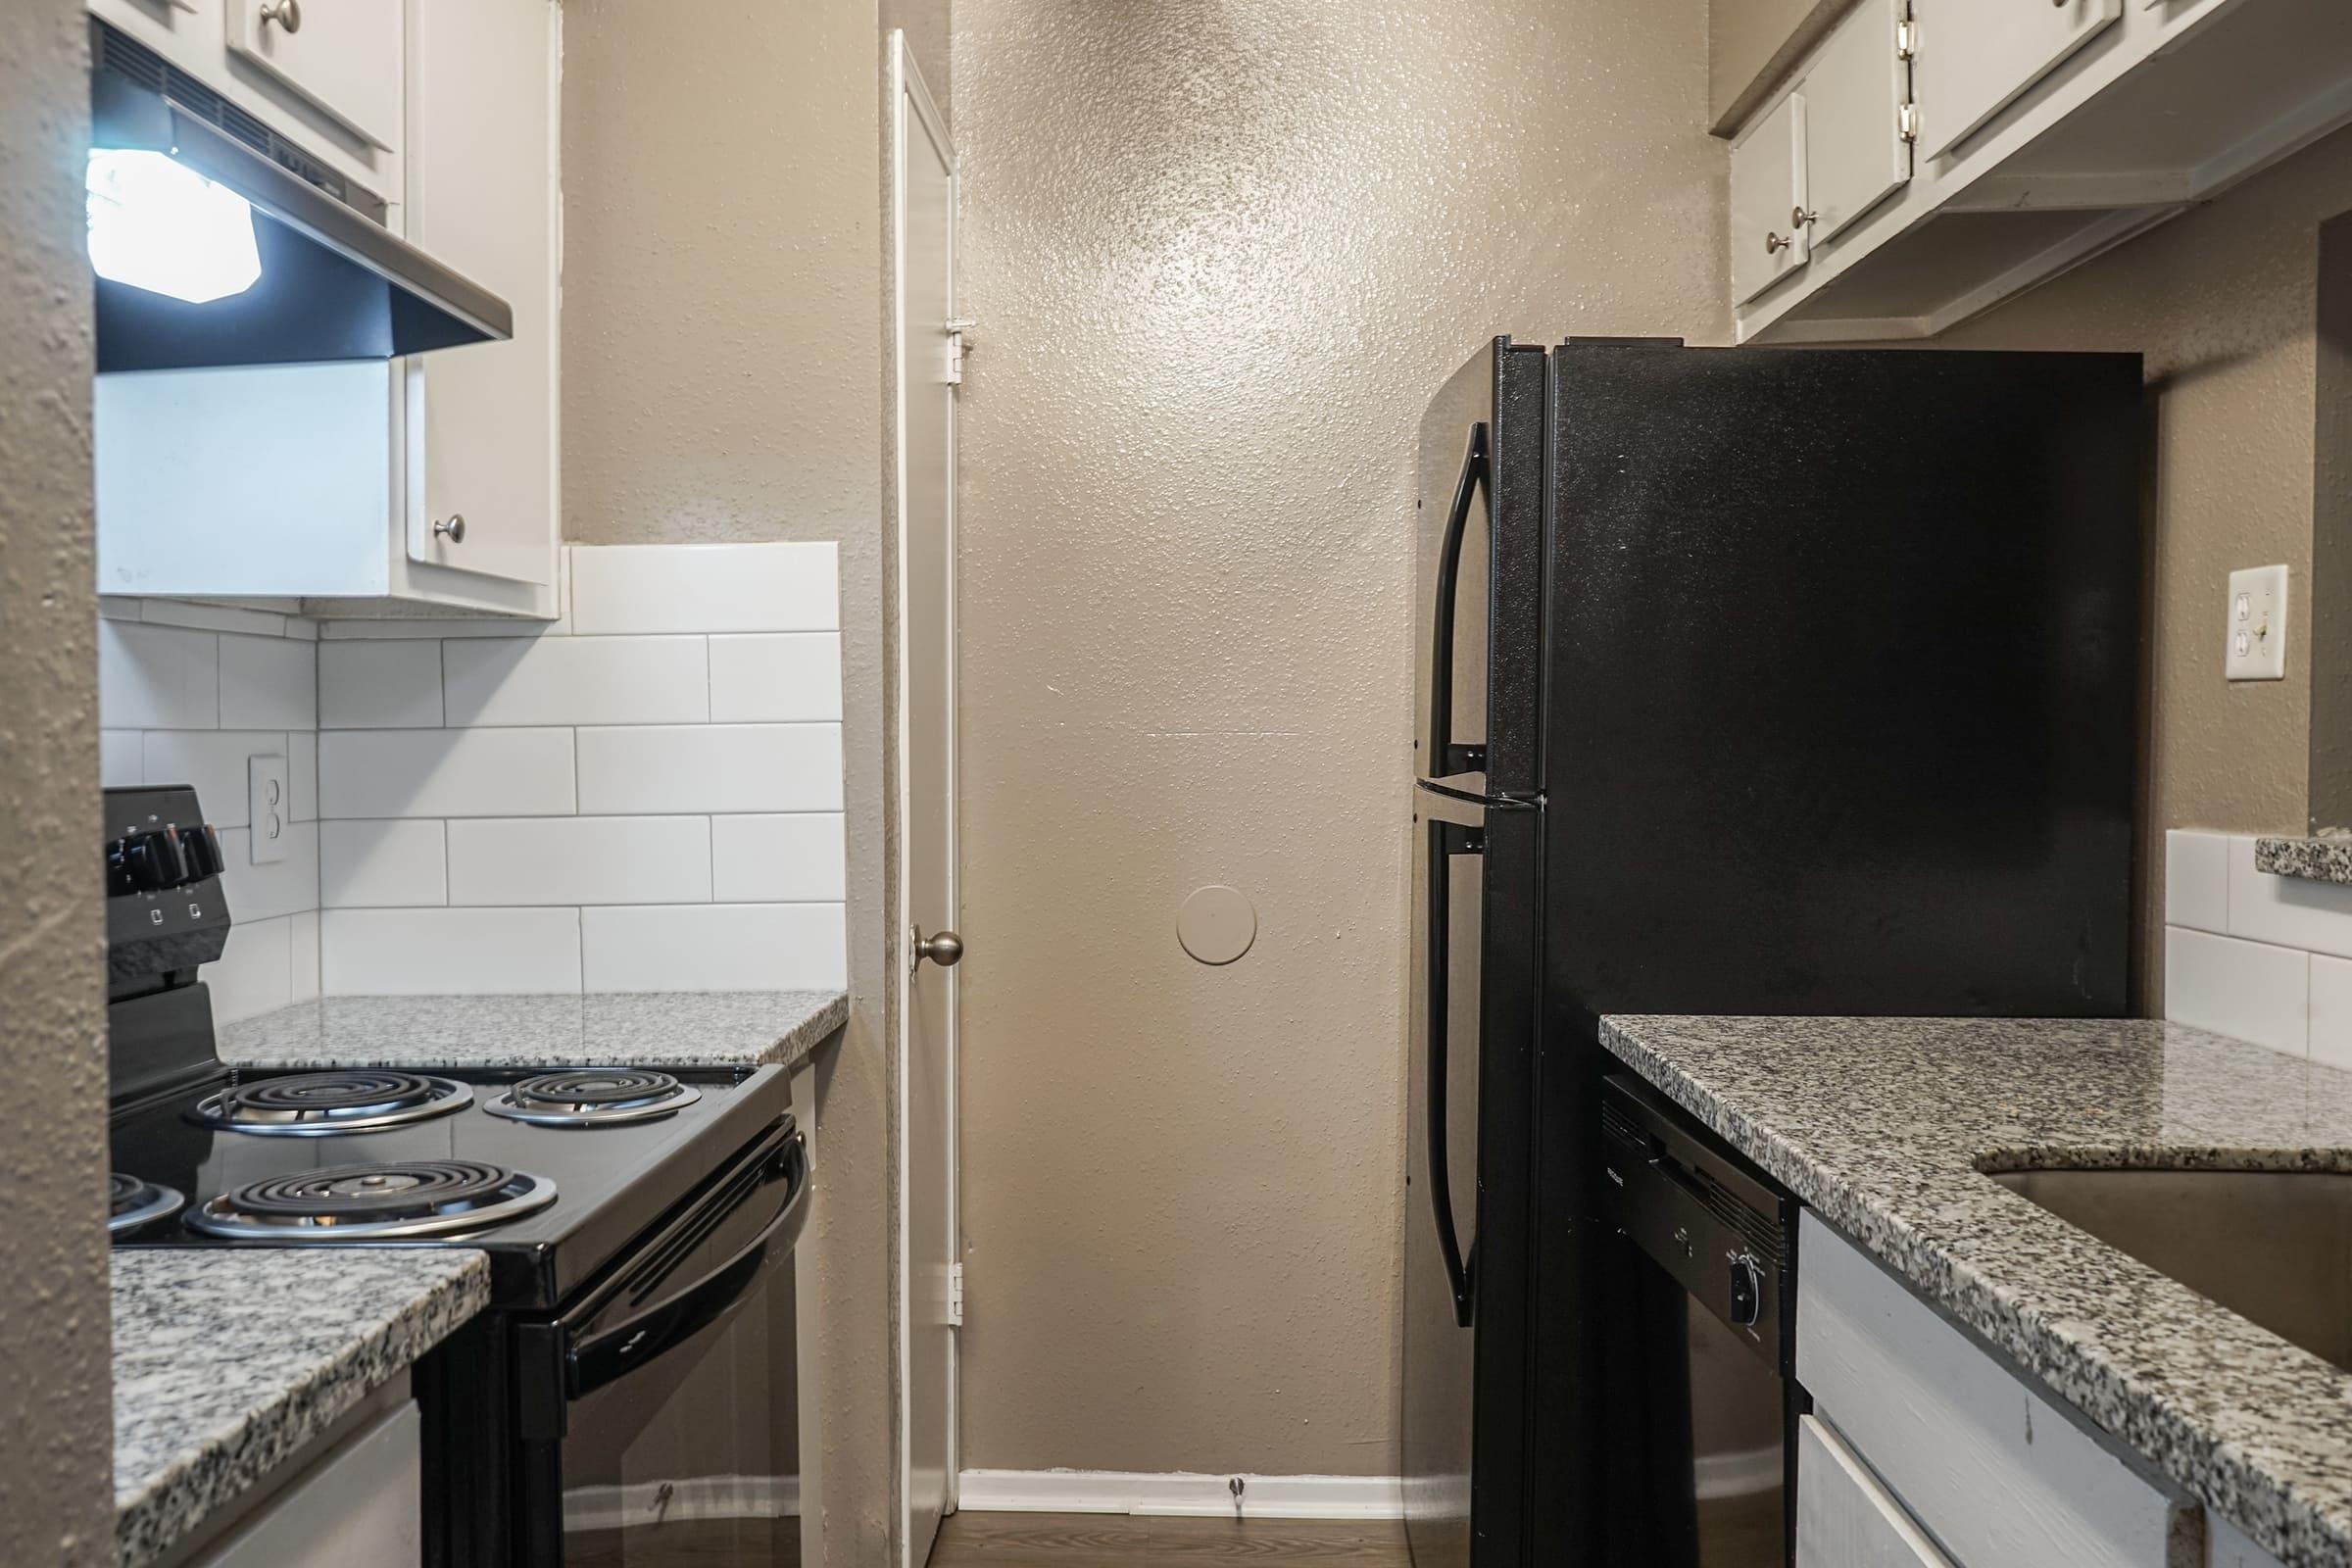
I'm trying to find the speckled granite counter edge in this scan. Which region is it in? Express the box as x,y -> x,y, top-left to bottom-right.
1597,1018 -> 2352,1566
2256,837 -> 2352,886
115,1251 -> 490,1568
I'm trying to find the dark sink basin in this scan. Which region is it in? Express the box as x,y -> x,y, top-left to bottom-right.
1990,1167 -> 2352,1370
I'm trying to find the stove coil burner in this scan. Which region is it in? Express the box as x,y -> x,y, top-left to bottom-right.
108,1171 -> 184,1235
483,1068 -> 702,1127
184,1158 -> 557,1241
188,1070 -> 473,1136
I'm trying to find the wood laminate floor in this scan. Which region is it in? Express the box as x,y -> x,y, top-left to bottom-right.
927,1513 -> 1410,1566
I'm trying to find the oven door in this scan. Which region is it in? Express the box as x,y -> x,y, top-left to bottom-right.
520,1121 -> 809,1567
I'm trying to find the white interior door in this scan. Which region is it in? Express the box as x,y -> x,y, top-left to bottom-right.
893,32 -> 959,1568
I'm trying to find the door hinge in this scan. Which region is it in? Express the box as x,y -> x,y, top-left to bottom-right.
948,1261 -> 965,1327
1898,102 -> 1920,143
943,318 -> 975,386
1896,19 -> 1917,59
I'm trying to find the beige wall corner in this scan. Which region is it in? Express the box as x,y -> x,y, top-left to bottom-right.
1946,123 -> 2352,1009
0,3 -> 113,1562
950,0 -> 1725,1477
1708,0 -> 1846,134
562,3 -> 900,1563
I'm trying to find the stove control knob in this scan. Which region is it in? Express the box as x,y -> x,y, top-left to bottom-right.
117,829 -> 188,892
1728,1253 -> 1764,1328
177,823 -> 224,882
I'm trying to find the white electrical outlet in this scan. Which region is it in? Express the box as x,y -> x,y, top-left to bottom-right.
248,754 -> 289,863
2226,564 -> 2289,682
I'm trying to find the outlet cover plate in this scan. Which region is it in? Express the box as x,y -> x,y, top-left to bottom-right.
2226,564 -> 2289,682
248,753 -> 289,863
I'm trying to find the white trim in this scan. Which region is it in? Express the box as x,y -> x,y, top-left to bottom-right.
564,1474 -> 800,1533
955,1470 -> 1404,1521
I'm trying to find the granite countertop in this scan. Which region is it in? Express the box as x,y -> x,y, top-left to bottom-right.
218,990 -> 848,1072
114,1249 -> 488,1568
2256,836 -> 2352,886
1598,1015 -> 2352,1564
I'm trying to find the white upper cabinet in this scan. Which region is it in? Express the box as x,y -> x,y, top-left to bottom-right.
1726,0 -> 2352,343
1910,0 -> 2122,160
223,0 -> 406,153
1732,92 -> 1809,304
403,0 -> 560,590
1801,0 -> 1913,246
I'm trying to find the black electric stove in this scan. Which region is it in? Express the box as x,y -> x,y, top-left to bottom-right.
104,785 -> 810,1566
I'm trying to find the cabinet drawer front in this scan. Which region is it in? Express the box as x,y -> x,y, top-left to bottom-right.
225,0 -> 405,152
1796,1212 -> 2191,1568
1801,0 -> 1911,245
1910,0 -> 2123,161
1731,91 -> 1809,305
1796,1415 -> 1954,1567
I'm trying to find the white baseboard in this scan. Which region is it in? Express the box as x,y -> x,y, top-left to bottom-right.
1694,1443 -> 1782,1500
956,1469 -> 1403,1520
564,1473 -> 799,1533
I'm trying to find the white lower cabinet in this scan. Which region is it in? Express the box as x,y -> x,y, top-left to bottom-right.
192,1400 -> 421,1568
1796,1415 -> 1954,1567
1796,1212 -> 2198,1568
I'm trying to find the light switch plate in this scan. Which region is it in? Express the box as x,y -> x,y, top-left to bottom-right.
2226,564 -> 2289,681
248,754 -> 289,863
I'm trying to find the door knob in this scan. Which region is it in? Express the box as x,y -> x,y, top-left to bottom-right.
432,514 -> 466,544
911,927 -> 963,972
260,0 -> 301,32
1764,231 -> 1791,255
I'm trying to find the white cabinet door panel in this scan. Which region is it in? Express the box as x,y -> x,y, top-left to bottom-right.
1797,1212 -> 2191,1568
402,0 -> 559,589
223,0 -> 405,152
1911,0 -> 2123,160
1732,91 -> 1809,305
1795,1416 -> 1956,1568
1803,0 -> 1912,244
193,1400 -> 420,1567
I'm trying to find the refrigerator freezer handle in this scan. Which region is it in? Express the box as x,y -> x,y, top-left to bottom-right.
1426,817 -> 1479,1329
1428,422 -> 1490,779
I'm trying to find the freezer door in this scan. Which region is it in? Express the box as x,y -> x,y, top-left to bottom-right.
1415,340 -> 1548,797
1404,784 -> 1540,1568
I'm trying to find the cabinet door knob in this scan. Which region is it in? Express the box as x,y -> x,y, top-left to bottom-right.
1765,231 -> 1791,255
259,0 -> 301,32
911,926 -> 963,971
432,514 -> 466,544
1792,206 -> 1818,227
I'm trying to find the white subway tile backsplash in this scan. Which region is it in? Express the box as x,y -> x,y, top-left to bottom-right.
2228,834 -> 2352,961
215,822 -> 320,923
322,907 -> 584,994
2165,926 -> 2309,1057
444,636 -> 709,727
100,619 -> 218,729
447,816 -> 712,906
289,910 -> 321,1004
289,730 -> 318,822
321,819 -> 449,907
204,914 -> 293,1025
570,543 -> 839,635
219,632 -> 316,729
712,814 -> 848,903
2164,830 -> 2230,936
320,728 -> 576,818
141,732 -> 287,829
710,634 -> 844,723
2312,956 -> 2352,1074
578,724 -> 842,814
319,641 -> 446,728
101,731 -> 143,788
581,904 -> 847,992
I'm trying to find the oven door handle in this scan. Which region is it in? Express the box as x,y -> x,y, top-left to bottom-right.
564,1134 -> 810,1399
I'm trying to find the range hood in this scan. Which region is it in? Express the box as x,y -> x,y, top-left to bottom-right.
88,22 -> 512,374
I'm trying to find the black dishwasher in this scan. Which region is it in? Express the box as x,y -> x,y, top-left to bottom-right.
1596,1072 -> 1800,1568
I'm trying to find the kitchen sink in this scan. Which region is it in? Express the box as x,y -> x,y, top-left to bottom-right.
1990,1167 -> 2352,1370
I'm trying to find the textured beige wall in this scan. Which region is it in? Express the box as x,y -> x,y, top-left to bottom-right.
561,5 -> 899,1560
0,3 -> 113,1561
1946,125 -> 2352,1003
1707,0 -> 1841,129
952,0 -> 1725,1475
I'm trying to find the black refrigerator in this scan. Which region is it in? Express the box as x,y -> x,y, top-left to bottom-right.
1403,338 -> 2143,1567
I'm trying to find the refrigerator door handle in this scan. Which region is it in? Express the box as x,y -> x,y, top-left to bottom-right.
1428,422 -> 1490,780
1426,816 -> 1479,1329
